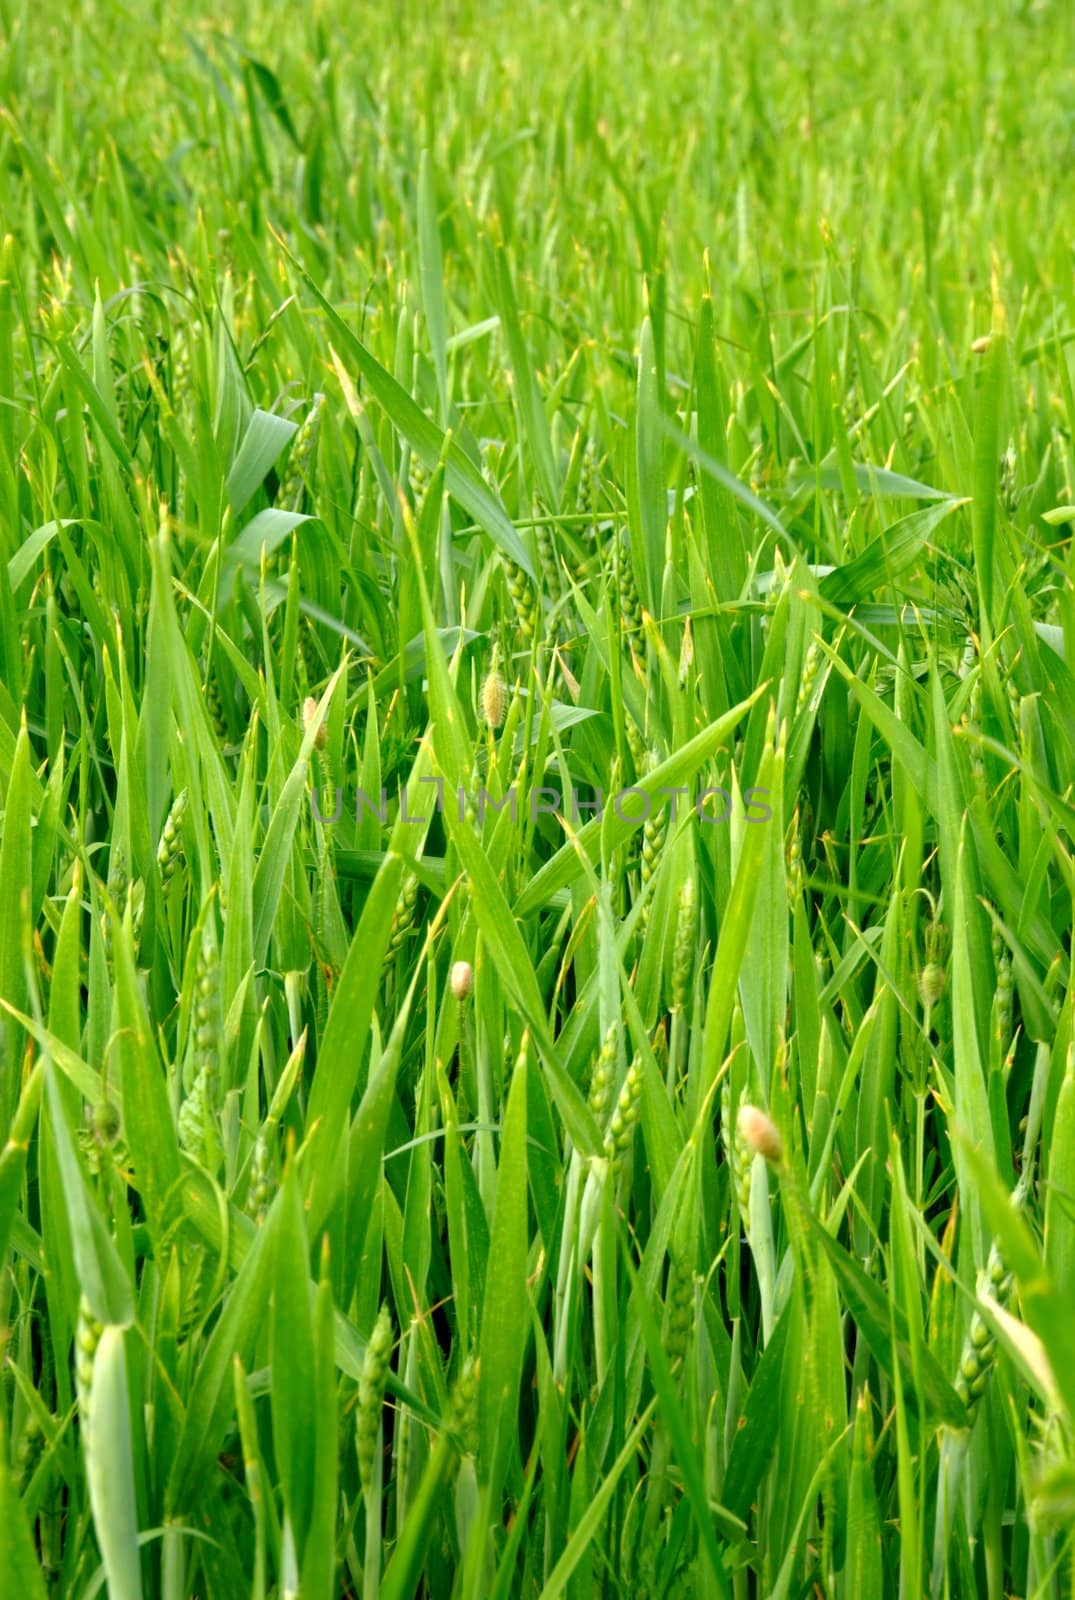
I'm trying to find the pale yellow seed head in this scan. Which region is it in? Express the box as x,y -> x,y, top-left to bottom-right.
736,1104 -> 784,1166
302,696 -> 327,750
481,671 -> 508,729
450,960 -> 473,1000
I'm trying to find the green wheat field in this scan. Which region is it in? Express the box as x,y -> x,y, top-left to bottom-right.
2,0 -> 1075,1595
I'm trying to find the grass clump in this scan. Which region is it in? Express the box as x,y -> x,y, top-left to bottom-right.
2,0 -> 1075,1595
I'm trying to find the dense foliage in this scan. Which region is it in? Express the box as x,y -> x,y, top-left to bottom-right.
2,1 -> 1075,1595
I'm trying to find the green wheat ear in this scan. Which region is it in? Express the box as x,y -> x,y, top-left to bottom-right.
356,1305 -> 394,1495
382,869 -> 420,973
588,1022 -> 618,1124
670,875 -> 698,1011
502,554 -> 536,640
278,392 -> 324,512
156,787 -> 188,884
74,1296 -> 104,1446
604,1055 -> 643,1179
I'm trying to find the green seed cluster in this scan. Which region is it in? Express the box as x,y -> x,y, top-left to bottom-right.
80,1094 -> 126,1175
178,1068 -> 210,1160
297,618 -> 321,692
535,517 -> 563,607
157,788 -> 188,884
169,323 -> 201,417
624,715 -> 647,777
604,1055 -> 643,1178
580,438 -> 603,544
614,529 -> 643,636
993,940 -> 1014,1056
16,1410 -> 45,1489
91,1097 -> 121,1145
918,961 -> 946,1008
382,870 -> 420,971
1000,437 -> 1020,514
75,1295 -> 103,1445
651,1020 -> 668,1081
954,1240 -> 1016,1418
723,1079 -> 753,1223
180,934 -> 222,1161
787,815 -> 804,905
671,877 -> 697,1012
130,878 -> 145,945
206,669 -> 228,743
919,920 -> 947,1010
100,858 -> 145,955
357,1304 -> 394,1493
588,1023 -> 618,1124
503,555 -> 536,640
408,448 -> 430,505
638,760 -> 667,926
107,851 -> 128,903
664,1255 -> 695,1370
193,933 -> 222,1091
795,637 -> 821,718
278,393 -> 324,512
246,1131 -> 274,1226
449,1353 -> 479,1457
